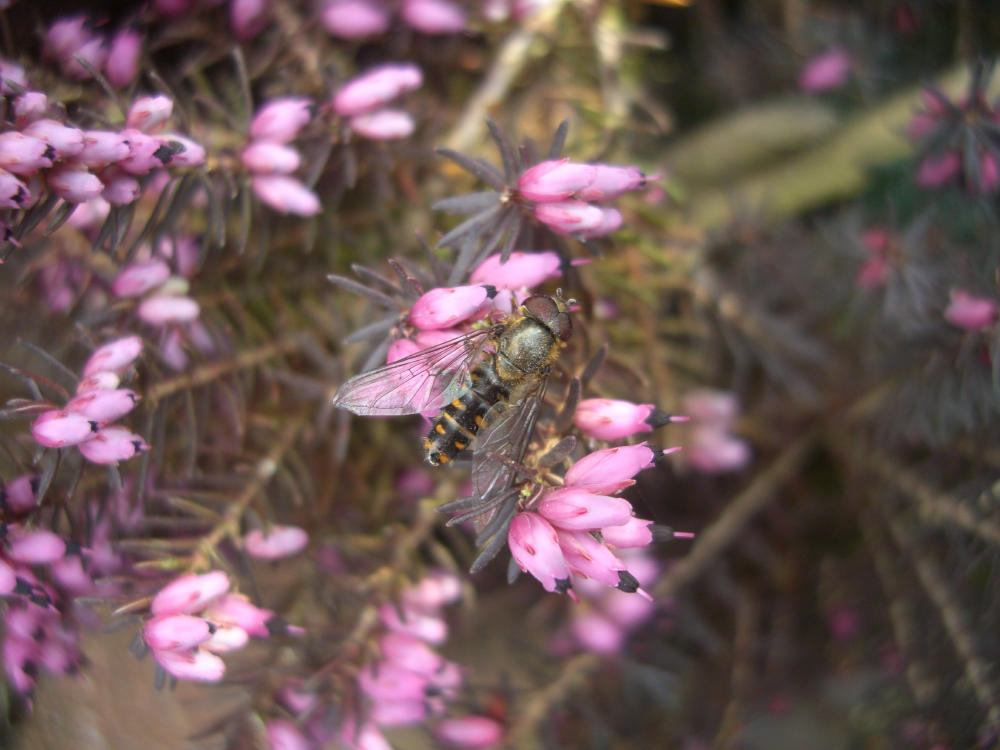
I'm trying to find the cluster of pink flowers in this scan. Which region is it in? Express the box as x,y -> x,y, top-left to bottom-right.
680,390 -> 751,474
244,98 -> 321,216
143,570 -> 285,682
0,85 -> 204,222
333,63 -> 423,142
43,15 -> 142,86
943,289 -> 998,331
30,336 -> 150,465
507,444 -> 664,598
515,159 -> 655,238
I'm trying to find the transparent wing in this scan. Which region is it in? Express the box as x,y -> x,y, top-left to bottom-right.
331,327 -> 497,416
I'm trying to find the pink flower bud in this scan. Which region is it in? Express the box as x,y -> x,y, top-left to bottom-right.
0,558 -> 16,595
370,699 -> 429,727
0,168 -> 30,208
944,289 -> 998,330
518,160 -> 596,202
337,720 -> 393,750
77,425 -> 150,464
249,98 -> 313,143
47,166 -> 103,202
200,623 -> 249,653
0,60 -> 27,94
507,512 -> 573,594
100,168 -> 142,205
159,134 -> 206,167
4,635 -> 38,693
378,632 -> 444,675
65,388 -> 139,424
2,475 -> 39,514
401,0 -> 466,34
31,409 -> 98,448
62,34 -> 108,81
82,335 -> 143,377
153,647 -> 226,682
569,611 -> 624,654
320,0 -> 391,39
78,130 -> 130,168
244,525 -> 309,559
137,294 -> 201,325
907,112 -> 937,140
469,251 -> 562,290
600,517 -> 654,549
916,151 -> 961,187
575,165 -> 648,202
681,389 -> 739,425
537,487 -> 633,530
556,528 -> 631,588
105,28 -> 142,88
251,174 -> 321,216
241,141 -> 301,174
45,16 -> 89,62
402,570 -> 462,611
151,571 -> 231,615
533,200 -> 610,236
414,328 -> 464,348
76,371 -> 121,393
798,48 -> 852,93
386,337 -> 420,364
203,593 -> 274,637
267,720 -> 313,750
359,661 -> 430,702
14,92 -> 48,127
350,109 -> 415,140
230,0 -> 270,40
574,206 -> 623,238
126,95 -> 173,133
144,614 -> 215,651
113,259 -> 172,298
5,528 -> 67,564
573,398 -> 655,441
564,444 -> 655,494
379,603 -> 448,644
118,128 -> 173,174
332,63 -> 423,117
687,428 -> 751,473
23,119 -> 84,158
410,285 -> 494,330
0,132 -> 54,174
434,716 -> 505,749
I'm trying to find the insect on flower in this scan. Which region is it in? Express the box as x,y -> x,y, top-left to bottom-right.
331,292 -> 573,494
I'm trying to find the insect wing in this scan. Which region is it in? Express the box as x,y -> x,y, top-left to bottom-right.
331,328 -> 495,416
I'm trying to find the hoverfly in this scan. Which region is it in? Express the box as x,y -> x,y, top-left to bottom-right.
331,294 -> 573,514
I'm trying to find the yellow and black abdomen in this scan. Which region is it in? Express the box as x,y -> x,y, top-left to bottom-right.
424,361 -> 510,466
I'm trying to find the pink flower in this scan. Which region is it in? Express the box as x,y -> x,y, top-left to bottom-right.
600,517 -> 655,549
944,289 -> 998,330
369,699 -> 429,727
101,169 -> 142,204
564,444 -> 655,495
267,720 -> 313,750
332,63 -> 423,117
47,166 -> 103,202
0,60 -> 27,94
230,0 -> 270,40
244,525 -> 309,559
5,528 -> 67,564
200,622 -> 250,653
118,129 -> 173,174
105,28 -> 142,88
349,109 -> 415,140
517,160 -> 595,202
574,207 -> 622,238
386,337 -> 421,364
0,168 -> 29,208
63,34 -> 108,80
76,371 -> 120,393
916,151 -> 961,187
251,175 -> 321,216
78,130 -> 131,168
241,141 -> 301,174
1,475 -> 39,514
65,388 -> 139,424
359,661 -> 430,702
378,632 -> 444,675
77,425 -> 150,464
14,92 -> 48,127
203,593 -> 274,637
144,614 -> 215,651
975,151 -> 999,193
434,716 -> 505,749
379,603 -> 448,644
82,336 -> 143,376
575,165 -> 649,202
151,571 -> 231,615
410,285 -> 494,330
537,487 -> 633,531
137,295 -> 201,325
249,98 -> 313,143
507,512 -> 572,594
23,119 -> 84,158
113,259 -> 172,298
126,95 -> 173,133
681,389 -> 738,425
0,559 -> 16,595
533,200 -> 621,237
573,398 -> 655,441
0,132 -> 54,175
687,429 -> 751,473
160,134 -> 206,167
798,48 -> 852,93
556,528 -> 633,587
469,251 -> 561,290
320,0 -> 391,39
401,0 -> 466,34
401,570 -> 462,610
153,647 -> 226,682
31,410 -> 98,448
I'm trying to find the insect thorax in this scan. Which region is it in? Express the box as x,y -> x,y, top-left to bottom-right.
494,318 -> 558,383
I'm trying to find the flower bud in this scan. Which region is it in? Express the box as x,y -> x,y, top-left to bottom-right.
2,475 -> 40,514
569,611 -> 624,655
65,388 -> 139,424
31,410 -> 98,448
379,603 -> 448,644
62,34 -> 108,81
537,487 -> 633,531
402,570 -> 462,611
564,444 -> 655,494
0,558 -> 16,595
533,200 -> 606,236
267,720 -> 313,750
14,92 -> 48,127
321,0 -> 391,39
378,632 -> 444,675
47,166 -> 103,203
574,206 -> 623,238
916,151 -> 961,187
798,48 -> 852,93
77,425 -> 150,464
359,661 -> 430,702
151,571 -> 231,615
251,175 -> 321,216
137,294 -> 201,325
573,398 -> 655,441
0,60 -> 27,94
5,528 -> 67,565
575,165 -> 648,202
944,289 -> 998,330
126,95 -> 173,133
434,716 -> 505,749
600,517 -> 654,549
386,337 -> 420,364
249,98 -> 313,143
159,134 -> 205,167
555,528 -> 634,589
200,623 -> 249,653
82,336 -> 143,376
241,141 -> 301,174
76,371 -> 121,393
105,28 -> 142,88
507,512 -> 572,594
517,159 -> 595,202
144,614 -> 215,652
113,259 -> 172,298
409,285 -> 494,330
332,63 -> 423,117
0,132 -> 54,174
202,593 -> 274,637
349,109 -> 415,140
78,130 -> 131,168
401,0 -> 466,34
230,0 -> 270,40
243,525 -> 309,559
370,699 -> 429,727
681,390 -> 739,426
687,428 -> 751,473
469,250 -> 561,290
118,128 -> 174,174
44,16 -> 89,62
23,119 -> 84,158
0,168 -> 30,208
153,647 -> 226,682
4,635 -> 38,693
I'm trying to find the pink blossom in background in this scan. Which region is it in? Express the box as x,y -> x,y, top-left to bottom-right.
798,48 -> 852,92
251,175 -> 321,216
105,28 -> 142,88
126,95 -> 174,133
332,63 -> 423,117
244,525 -> 309,559
434,716 -> 505,748
944,289 -> 998,330
321,0 -> 391,39
401,0 -> 466,33
249,98 -> 314,142
349,109 -> 415,140
916,151 -> 961,187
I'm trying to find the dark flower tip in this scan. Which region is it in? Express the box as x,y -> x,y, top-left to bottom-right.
554,577 -> 573,594
616,570 -> 640,593
644,407 -> 675,429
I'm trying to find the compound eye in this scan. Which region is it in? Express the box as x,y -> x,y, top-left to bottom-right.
521,295 -> 558,320
553,313 -> 573,341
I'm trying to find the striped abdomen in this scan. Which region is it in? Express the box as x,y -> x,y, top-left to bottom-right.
424,362 -> 509,466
